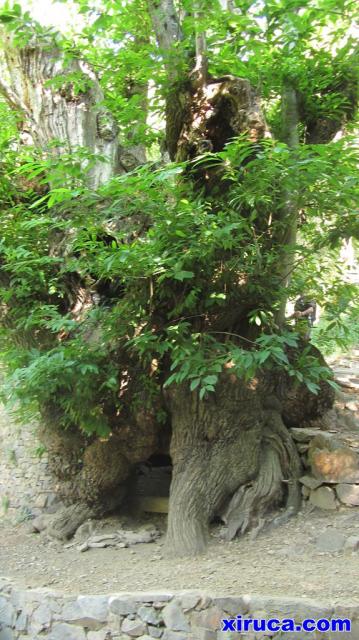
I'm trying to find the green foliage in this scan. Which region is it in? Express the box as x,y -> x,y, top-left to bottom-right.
0,0 -> 357,434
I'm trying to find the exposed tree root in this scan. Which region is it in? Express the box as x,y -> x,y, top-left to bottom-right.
222,409 -> 302,540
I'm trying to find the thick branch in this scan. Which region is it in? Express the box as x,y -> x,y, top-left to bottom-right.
192,1 -> 208,85
147,0 -> 182,79
147,0 -> 187,159
275,81 -> 300,324
0,75 -> 34,125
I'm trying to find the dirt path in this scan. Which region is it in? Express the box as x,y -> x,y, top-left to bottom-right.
1,349 -> 359,601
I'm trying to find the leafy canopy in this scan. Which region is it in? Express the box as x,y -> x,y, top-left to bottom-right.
0,0 -> 358,434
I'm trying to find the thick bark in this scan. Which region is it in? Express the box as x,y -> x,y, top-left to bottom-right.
175,76 -> 266,169
0,33 -> 145,188
165,345 -> 333,556
166,373 -> 264,556
147,0 -> 187,159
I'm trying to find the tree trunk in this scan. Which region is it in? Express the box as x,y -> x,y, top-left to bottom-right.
0,33 -> 145,188
165,345 -> 334,556
166,373 -> 265,556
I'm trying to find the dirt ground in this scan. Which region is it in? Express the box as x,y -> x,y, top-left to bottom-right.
1,349 -> 359,602
0,506 -> 359,602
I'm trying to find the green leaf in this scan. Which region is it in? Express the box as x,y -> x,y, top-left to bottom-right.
190,378 -> 201,391
173,270 -> 194,281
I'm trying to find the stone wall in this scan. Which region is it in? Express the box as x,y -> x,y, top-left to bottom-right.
0,403 -> 56,520
0,579 -> 358,639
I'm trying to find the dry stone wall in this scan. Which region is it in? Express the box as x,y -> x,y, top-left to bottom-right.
1,579 -> 358,640
0,403 -> 57,520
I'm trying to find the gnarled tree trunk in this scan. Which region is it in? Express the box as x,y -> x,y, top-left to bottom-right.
0,33 -> 145,188
166,374 -> 264,555
166,358 -> 333,556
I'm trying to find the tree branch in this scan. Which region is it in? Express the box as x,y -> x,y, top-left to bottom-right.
275,80 -> 300,324
192,1 -> 208,85
147,0 -> 182,75
0,75 -> 35,125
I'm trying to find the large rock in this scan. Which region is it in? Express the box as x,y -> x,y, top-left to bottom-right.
0,596 -> 15,627
290,428 -> 331,443
242,595 -> 333,620
162,632 -> 188,640
162,602 -> 190,632
175,593 -> 201,612
336,484 -> 359,506
109,595 -> 137,616
316,530 -> 346,553
190,606 -> 224,631
62,595 -> 108,630
299,475 -> 323,490
48,623 -> 87,640
309,486 -> 337,510
212,597 -> 248,616
309,438 -> 359,483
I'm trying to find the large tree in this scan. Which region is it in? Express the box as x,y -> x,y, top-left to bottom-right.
0,0 -> 358,555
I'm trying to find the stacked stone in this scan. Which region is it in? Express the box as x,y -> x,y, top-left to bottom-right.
1,579 -> 359,639
0,404 -> 58,521
290,400 -> 359,511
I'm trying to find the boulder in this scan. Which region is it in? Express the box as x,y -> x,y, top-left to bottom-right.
336,484 -> 359,506
309,486 -> 337,510
316,530 -> 346,553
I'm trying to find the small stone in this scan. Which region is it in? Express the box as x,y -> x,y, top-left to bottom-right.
109,596 -> 137,616
344,536 -> 359,551
299,475 -> 323,490
148,625 -> 163,638
138,605 -> 161,625
30,514 -> 51,533
290,428 -> 325,442
345,401 -> 358,411
316,530 -> 346,553
336,483 -> 359,506
121,617 -> 147,637
177,593 -> 201,612
309,486 -> 337,510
